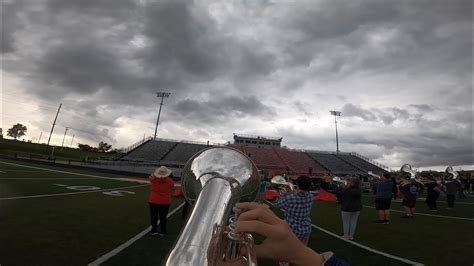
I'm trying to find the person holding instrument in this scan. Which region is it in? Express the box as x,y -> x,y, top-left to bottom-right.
233,202 -> 350,266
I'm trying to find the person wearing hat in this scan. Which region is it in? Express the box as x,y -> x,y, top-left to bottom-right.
148,166 -> 174,236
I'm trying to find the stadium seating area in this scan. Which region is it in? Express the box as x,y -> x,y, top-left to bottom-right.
119,138 -> 387,176
162,143 -> 208,163
306,152 -> 363,175
337,154 -> 386,175
240,146 -> 286,169
273,148 -> 326,175
121,140 -> 177,162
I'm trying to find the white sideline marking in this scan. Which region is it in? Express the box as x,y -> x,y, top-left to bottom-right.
362,194 -> 474,205
266,201 -> 424,266
362,205 -> 474,221
0,177 -> 101,180
310,223 -> 424,266
88,202 -> 185,266
0,184 -> 148,200
0,161 -> 181,188
0,170 -> 6,173
0,160 -> 149,184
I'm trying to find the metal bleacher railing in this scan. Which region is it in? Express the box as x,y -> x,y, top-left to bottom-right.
349,152 -> 393,172
154,137 -> 227,147
120,136 -> 153,154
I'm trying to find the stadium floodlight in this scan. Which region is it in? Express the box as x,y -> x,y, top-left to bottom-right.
329,110 -> 342,153
154,92 -> 171,140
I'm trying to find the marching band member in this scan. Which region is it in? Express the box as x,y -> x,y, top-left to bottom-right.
234,202 -> 350,266
148,166 -> 174,236
399,175 -> 421,218
424,175 -> 441,211
371,173 -> 394,224
339,176 -> 362,240
275,176 -> 314,266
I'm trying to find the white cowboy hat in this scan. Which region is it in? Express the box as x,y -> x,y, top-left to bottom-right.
151,166 -> 172,178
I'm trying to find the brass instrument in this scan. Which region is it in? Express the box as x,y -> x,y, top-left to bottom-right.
367,171 -> 381,179
445,166 -> 459,181
332,176 -> 348,186
400,164 -> 423,185
166,147 -> 259,266
270,175 -> 295,193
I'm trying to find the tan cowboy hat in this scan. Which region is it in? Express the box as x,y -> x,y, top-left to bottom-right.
151,166 -> 172,178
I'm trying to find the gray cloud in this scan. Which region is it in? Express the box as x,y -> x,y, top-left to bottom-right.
1,0 -> 472,168
342,104 -> 376,121
173,95 -> 276,125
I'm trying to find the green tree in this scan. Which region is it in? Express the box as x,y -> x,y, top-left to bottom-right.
98,141 -> 112,152
78,143 -> 94,151
7,123 -> 27,140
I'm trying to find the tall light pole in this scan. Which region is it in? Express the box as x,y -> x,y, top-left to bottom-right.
154,92 -> 171,140
47,103 -> 62,146
61,127 -> 69,148
70,134 -> 75,147
329,110 -> 341,153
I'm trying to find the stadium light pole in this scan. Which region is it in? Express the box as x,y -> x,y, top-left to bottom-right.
154,92 -> 171,140
70,134 -> 75,147
61,127 -> 69,148
329,110 -> 341,153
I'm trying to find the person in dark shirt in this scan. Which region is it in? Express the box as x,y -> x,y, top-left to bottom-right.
339,176 -> 362,240
371,172 -> 394,224
424,176 -> 440,211
443,179 -> 462,209
399,176 -> 420,218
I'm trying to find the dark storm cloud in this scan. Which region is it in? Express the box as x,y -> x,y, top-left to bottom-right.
173,95 -> 276,125
1,0 -> 25,53
274,0 -> 472,77
342,104 -> 376,121
1,0 -> 472,168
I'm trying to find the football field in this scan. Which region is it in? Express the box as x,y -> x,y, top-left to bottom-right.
1,159 -> 473,266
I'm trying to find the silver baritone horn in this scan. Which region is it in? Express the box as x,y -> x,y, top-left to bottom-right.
332,176 -> 348,186
166,147 -> 260,266
270,175 -> 295,192
400,164 -> 423,184
367,171 -> 381,179
445,166 -> 459,180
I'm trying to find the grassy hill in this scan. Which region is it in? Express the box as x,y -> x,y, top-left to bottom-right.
0,138 -> 117,161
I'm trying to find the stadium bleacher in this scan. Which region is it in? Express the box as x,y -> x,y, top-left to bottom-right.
119,137 -> 388,177
273,148 -> 326,175
337,153 -> 387,175
306,152 -> 363,175
240,146 -> 286,169
121,140 -> 177,162
162,143 -> 209,164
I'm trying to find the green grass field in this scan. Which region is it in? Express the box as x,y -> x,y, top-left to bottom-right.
0,138 -> 117,161
1,159 -> 473,266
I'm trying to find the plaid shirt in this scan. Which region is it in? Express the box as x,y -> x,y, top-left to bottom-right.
275,191 -> 313,239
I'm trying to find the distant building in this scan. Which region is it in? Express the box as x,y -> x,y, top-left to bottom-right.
233,133 -> 282,147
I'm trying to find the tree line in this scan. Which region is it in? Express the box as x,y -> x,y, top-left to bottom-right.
1,123 -> 115,153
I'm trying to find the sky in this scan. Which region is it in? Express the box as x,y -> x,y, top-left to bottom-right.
1,0 -> 472,171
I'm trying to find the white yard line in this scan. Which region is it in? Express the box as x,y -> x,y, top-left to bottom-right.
362,205 -> 474,221
0,177 -> 102,180
88,202 -> 185,266
0,160 -> 149,184
266,201 -> 424,266
0,184 -> 148,200
362,194 -> 474,205
310,223 -> 424,265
